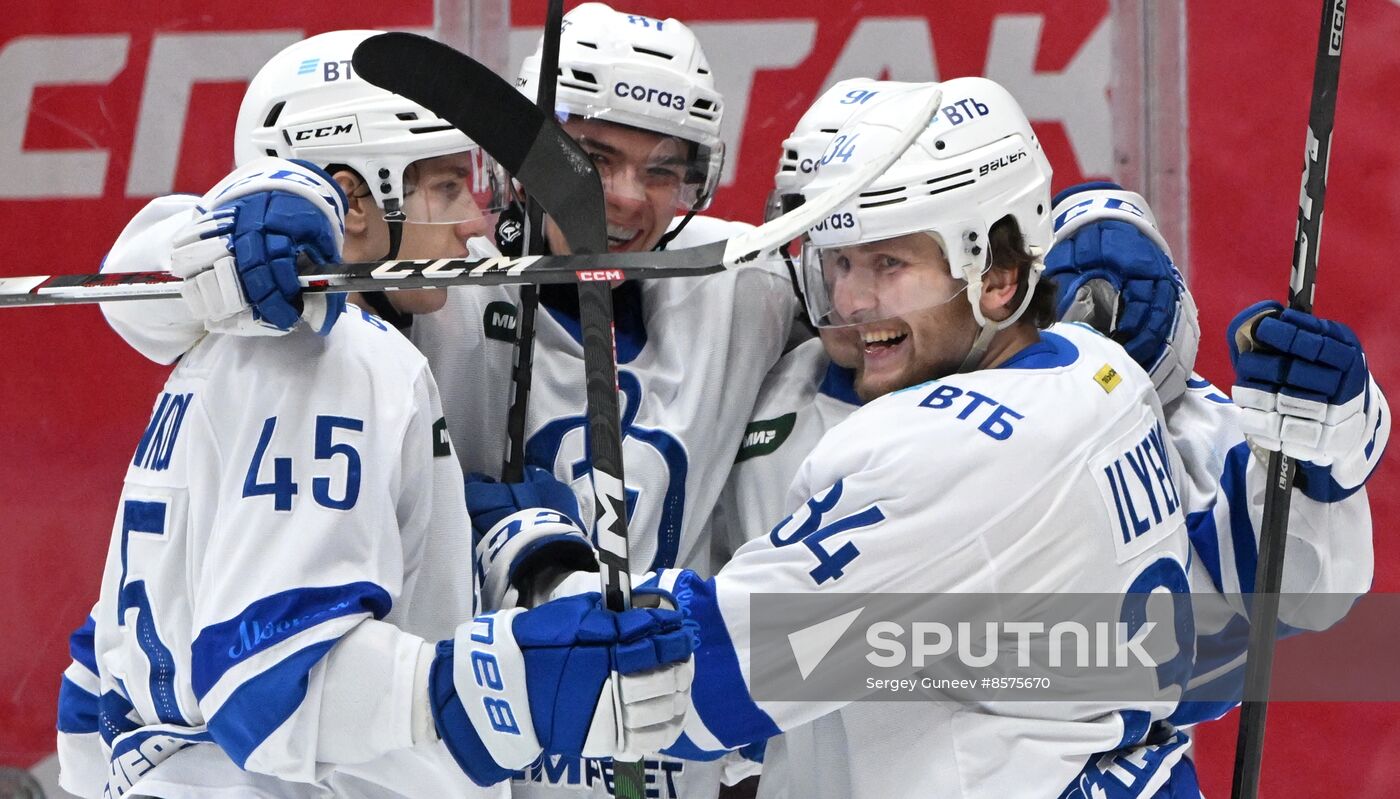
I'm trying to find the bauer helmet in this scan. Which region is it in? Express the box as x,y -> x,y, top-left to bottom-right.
517,3 -> 724,211
799,77 -> 1053,354
234,30 -> 507,226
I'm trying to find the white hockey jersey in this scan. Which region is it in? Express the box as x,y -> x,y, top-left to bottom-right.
94,208 -> 798,799
710,334 -> 1382,795
58,307 -> 493,798
410,215 -> 795,575
707,338 -> 861,565
407,216 -> 796,799
646,323 -> 1196,799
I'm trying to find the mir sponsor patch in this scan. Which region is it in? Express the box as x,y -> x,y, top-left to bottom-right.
483,300 -> 518,343
735,413 -> 797,463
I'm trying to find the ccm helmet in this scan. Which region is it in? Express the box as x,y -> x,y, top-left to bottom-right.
234,30 -> 506,226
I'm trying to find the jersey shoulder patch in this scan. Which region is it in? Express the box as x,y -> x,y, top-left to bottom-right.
735,413 -> 798,463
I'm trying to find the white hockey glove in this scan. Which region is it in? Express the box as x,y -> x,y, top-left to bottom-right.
428,592 -> 695,786
1228,300 -> 1390,500
170,157 -> 348,337
1046,182 -> 1200,405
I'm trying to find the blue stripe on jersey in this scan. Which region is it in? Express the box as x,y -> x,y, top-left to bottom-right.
997,330 -> 1079,370
818,362 -> 861,406
58,676 -> 100,733
122,585 -> 185,726
1186,509 -> 1225,593
100,687 -> 141,746
1295,459 -> 1364,503
70,615 -> 98,673
739,739 -> 767,764
660,731 -> 729,761
1220,443 -> 1257,601
208,639 -> 337,768
190,582 -> 391,700
667,571 -> 782,747
1116,709 -> 1151,749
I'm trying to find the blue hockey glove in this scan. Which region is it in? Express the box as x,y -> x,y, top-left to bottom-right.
171,157 -> 347,336
1228,300 -> 1390,499
429,592 -> 695,786
465,466 -> 583,538
468,468 -> 594,610
1046,182 -> 1199,404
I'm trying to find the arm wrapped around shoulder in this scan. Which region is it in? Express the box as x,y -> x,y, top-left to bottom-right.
428,593 -> 696,786
1228,300 -> 1390,500
171,157 -> 349,337
1046,181 -> 1199,405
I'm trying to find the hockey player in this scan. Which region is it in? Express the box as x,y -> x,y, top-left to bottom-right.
709,81 -> 1387,795
55,31 -> 695,799
92,8 -> 798,797
471,78 -> 1207,798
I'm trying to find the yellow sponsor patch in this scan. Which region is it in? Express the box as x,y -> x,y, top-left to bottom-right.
1094,364 -> 1122,394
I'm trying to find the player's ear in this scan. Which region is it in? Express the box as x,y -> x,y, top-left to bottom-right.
979,264 -> 1022,322
333,170 -> 372,237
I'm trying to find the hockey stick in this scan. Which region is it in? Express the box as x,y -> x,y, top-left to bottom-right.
502,0 -> 564,483
355,31 -> 646,796
1230,3 -> 1346,798
0,88 -> 941,308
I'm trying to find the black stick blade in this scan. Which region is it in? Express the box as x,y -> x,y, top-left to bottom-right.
352,32 -> 607,255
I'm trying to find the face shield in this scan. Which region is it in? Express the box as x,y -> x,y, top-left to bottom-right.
563,113 -> 722,212
392,148 -> 509,226
801,232 -> 971,329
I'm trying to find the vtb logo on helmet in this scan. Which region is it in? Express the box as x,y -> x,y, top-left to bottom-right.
517,2 -> 725,212
235,30 -> 507,227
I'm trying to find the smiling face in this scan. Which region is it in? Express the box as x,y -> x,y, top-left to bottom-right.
820,232 -> 978,401
545,117 -> 694,254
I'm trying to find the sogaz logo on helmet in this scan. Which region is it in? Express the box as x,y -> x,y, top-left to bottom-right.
287,116 -> 362,146
977,149 -> 1027,177
613,82 -> 687,110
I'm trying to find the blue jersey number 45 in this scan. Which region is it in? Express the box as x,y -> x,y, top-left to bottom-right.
243,415 -> 364,511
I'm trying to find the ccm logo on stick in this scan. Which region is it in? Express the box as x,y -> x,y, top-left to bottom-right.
578,269 -> 625,281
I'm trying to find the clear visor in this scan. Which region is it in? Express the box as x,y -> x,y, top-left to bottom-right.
562,113 -> 721,211
801,232 -> 969,329
396,149 -> 509,225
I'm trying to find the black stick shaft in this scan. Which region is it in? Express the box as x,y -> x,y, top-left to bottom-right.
1231,2 -> 1345,797
503,0 -> 564,481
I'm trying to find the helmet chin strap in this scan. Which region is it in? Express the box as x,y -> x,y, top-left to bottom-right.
956,245 -> 1045,373
383,202 -> 406,260
653,206 -> 698,252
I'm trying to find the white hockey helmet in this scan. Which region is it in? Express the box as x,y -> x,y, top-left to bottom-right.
517,2 -> 724,211
800,77 -> 1053,346
234,30 -> 507,224
769,79 -> 925,217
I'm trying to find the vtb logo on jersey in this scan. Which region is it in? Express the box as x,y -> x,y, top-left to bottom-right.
526,371 -> 689,570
